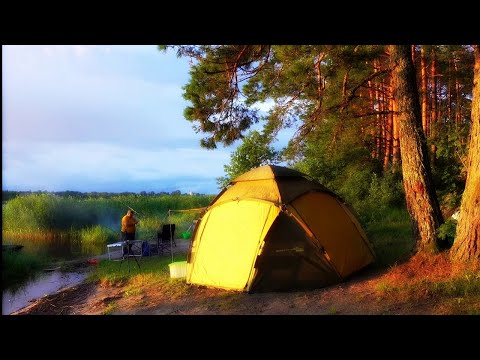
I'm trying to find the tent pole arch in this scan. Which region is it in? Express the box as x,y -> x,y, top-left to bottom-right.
167,207 -> 208,264
168,210 -> 173,263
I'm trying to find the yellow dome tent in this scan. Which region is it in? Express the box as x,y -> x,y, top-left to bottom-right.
186,165 -> 375,292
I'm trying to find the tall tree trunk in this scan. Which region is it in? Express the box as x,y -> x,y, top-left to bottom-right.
450,45 -> 480,262
381,79 -> 387,162
448,57 -> 453,122
454,58 -> 462,124
368,80 -> 377,159
383,80 -> 393,169
315,54 -> 325,109
392,90 -> 400,166
430,47 -> 438,166
374,59 -> 383,160
420,46 -> 429,136
389,45 -> 444,254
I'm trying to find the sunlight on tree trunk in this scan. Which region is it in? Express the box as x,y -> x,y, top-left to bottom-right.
450,45 -> 480,263
389,45 -> 444,255
421,46 -> 429,136
430,48 -> 438,167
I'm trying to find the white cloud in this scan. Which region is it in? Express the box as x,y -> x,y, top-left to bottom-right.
3,46 -> 192,145
2,45 -> 233,194
107,45 -> 156,54
42,46 -> 54,57
71,45 -> 91,57
253,99 -> 275,113
41,45 -> 99,58
3,141 -> 230,193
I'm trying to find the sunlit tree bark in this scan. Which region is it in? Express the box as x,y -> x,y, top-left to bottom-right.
450,45 -> 480,262
420,46 -> 429,136
389,45 -> 444,254
431,48 -> 438,166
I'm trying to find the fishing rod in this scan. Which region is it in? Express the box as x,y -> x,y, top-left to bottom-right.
127,206 -> 141,217
116,200 -> 142,221
120,202 -> 142,218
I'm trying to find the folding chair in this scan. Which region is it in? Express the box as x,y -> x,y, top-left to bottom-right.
157,224 -> 176,256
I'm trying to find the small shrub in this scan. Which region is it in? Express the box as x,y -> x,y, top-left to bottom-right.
102,302 -> 118,315
437,219 -> 457,248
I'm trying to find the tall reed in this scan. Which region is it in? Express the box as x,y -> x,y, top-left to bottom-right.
3,193 -> 214,241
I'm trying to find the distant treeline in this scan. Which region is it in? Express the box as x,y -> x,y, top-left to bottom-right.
2,190 -> 207,202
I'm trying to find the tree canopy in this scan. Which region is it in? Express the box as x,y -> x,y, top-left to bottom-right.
161,44 -> 476,257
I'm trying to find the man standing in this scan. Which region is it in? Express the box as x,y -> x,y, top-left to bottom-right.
121,209 -> 139,257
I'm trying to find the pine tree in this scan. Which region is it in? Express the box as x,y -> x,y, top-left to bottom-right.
389,45 -> 444,254
450,45 -> 480,262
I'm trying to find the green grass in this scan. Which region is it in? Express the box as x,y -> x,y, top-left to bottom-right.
102,302 -> 118,315
428,271 -> 480,297
375,263 -> 480,314
88,254 -> 189,300
89,254 -> 186,283
378,275 -> 480,314
365,208 -> 414,267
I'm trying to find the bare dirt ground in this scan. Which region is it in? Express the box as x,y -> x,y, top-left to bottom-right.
11,243 -> 478,315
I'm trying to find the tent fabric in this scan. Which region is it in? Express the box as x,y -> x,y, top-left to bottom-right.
289,192 -> 373,278
187,200 -> 280,290
186,165 -> 375,292
250,213 -> 341,292
232,165 -> 306,183
214,179 -> 281,205
276,178 -> 332,204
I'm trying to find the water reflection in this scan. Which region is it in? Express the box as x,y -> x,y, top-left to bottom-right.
2,233 -> 116,312
3,233 -> 107,260
2,271 -> 87,315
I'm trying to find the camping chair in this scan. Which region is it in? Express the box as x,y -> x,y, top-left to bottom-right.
157,224 -> 176,256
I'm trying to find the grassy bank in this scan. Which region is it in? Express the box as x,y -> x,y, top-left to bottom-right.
374,253 -> 480,314
88,254 -> 189,314
89,254 -> 186,284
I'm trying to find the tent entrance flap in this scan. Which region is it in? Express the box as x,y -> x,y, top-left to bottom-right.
188,200 -> 279,290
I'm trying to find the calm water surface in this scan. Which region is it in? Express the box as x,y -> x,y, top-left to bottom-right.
3,234 -> 109,314
2,271 -> 87,315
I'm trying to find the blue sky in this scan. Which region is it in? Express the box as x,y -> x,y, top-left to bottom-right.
3,45 -> 290,195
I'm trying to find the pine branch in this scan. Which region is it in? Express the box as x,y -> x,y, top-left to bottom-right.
329,67 -> 392,112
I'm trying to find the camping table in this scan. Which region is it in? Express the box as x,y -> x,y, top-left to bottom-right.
107,240 -> 144,260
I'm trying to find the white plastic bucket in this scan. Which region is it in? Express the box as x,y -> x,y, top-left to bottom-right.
169,261 -> 187,278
